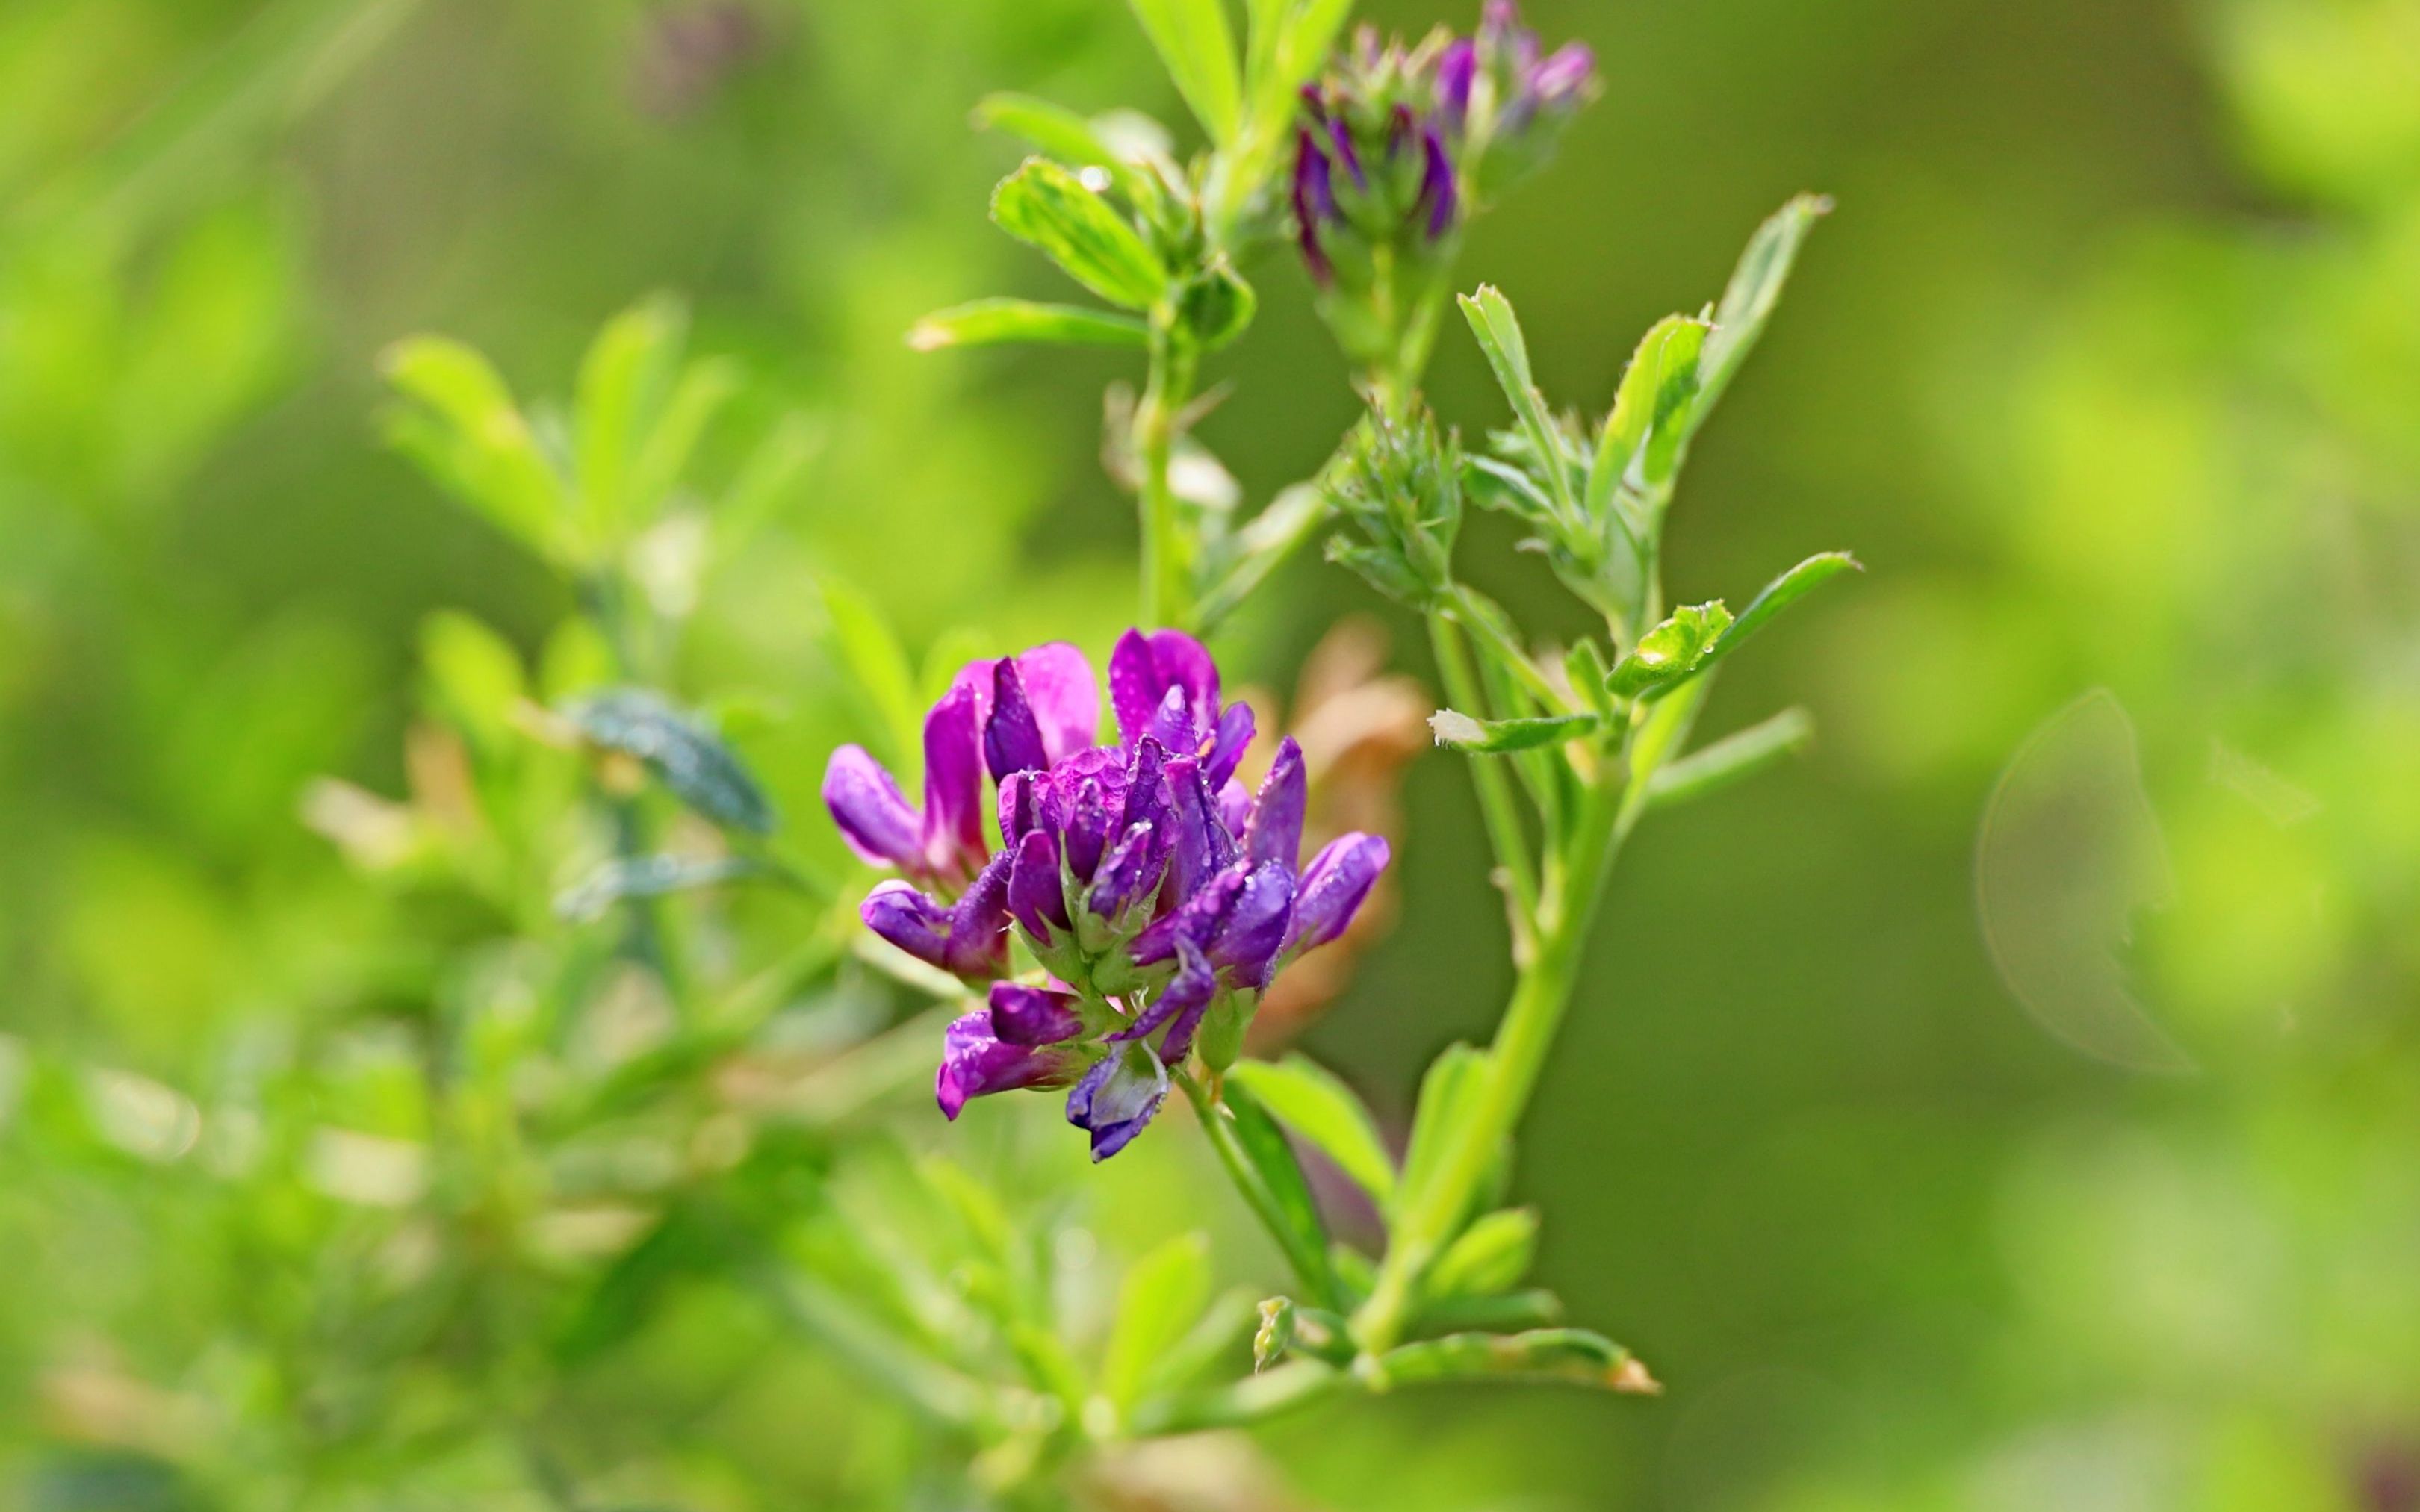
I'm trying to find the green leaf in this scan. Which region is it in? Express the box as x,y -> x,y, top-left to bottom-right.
1691,194 -> 1831,432
574,293 -> 686,540
418,609 -> 525,753
1376,1328 -> 1657,1394
1128,0 -> 1244,144
1228,1056 -> 1396,1209
1606,601 -> 1734,700
1707,550 -> 1861,662
815,581 -> 922,768
1399,1043 -> 1490,1225
1199,1079 -> 1338,1307
381,335 -> 566,559
1102,1232 -> 1212,1408
906,299 -> 1151,352
1428,708 -> 1601,753
554,854 -> 762,923
1424,1207 -> 1538,1298
1647,707 -> 1814,811
565,687 -> 775,834
626,357 -> 739,517
990,158 -> 1169,311
1179,257 -> 1256,351
1459,286 -> 1578,523
1586,314 -> 1709,514
973,93 -> 1133,178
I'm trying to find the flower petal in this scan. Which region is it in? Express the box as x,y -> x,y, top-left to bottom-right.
1012,642 -> 1100,765
1110,629 -> 1221,747
823,745 -> 921,870
941,849 -> 1013,980
1085,820 -> 1164,921
1108,936 -> 1217,1062
984,659 -> 1052,782
987,983 -> 1085,1045
1065,1040 -> 1168,1161
1208,859 -> 1294,988
863,880 -> 952,968
1163,755 -> 1235,905
1244,736 -> 1307,869
919,683 -> 987,880
1287,833 -> 1392,953
1008,827 -> 1071,939
937,1009 -> 1079,1119
1205,701 -> 1256,789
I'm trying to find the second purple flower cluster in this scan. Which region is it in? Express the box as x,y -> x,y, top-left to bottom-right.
824,630 -> 1391,1160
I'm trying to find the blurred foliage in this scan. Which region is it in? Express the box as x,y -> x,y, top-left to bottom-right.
0,0 -> 2414,1509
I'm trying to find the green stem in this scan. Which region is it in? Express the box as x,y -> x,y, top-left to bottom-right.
1351,760 -> 1628,1354
1427,612 -> 1539,938
1179,1071 -> 1336,1306
1136,326 -> 1198,630
1448,585 -> 1575,713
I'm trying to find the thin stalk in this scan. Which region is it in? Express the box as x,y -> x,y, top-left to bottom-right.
1351,757 -> 1628,1353
1179,1071 -> 1335,1306
1427,612 -> 1539,938
1135,326 -> 1199,630
1447,585 -> 1574,713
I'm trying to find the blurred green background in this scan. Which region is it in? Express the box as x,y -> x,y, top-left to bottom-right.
2,0 -> 2415,1508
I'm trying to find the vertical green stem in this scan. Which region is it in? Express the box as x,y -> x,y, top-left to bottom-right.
1136,326 -> 1198,630
1427,612 -> 1539,938
1351,759 -> 1627,1354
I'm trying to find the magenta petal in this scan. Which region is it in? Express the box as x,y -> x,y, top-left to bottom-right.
1013,643 -> 1099,765
1110,628 -> 1220,747
823,745 -> 921,870
919,683 -> 987,880
1208,860 -> 1294,988
1205,702 -> 1256,789
1244,737 -> 1307,869
1288,833 -> 1392,953
1109,936 -> 1216,1055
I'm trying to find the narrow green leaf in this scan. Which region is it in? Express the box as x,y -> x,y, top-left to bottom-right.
1139,1288 -> 1257,1399
1691,193 -> 1831,430
1428,708 -> 1600,753
1399,1043 -> 1490,1224
565,687 -> 775,834
907,298 -> 1151,352
574,293 -> 686,538
555,854 -> 761,923
816,581 -> 922,768
418,609 -> 524,753
973,93 -> 1130,175
1606,601 -> 1734,700
1459,287 -> 1576,520
1102,1232 -> 1212,1408
627,356 -> 739,517
381,335 -> 565,557
1424,1207 -> 1539,1298
989,158 -> 1168,311
1376,1327 -> 1658,1394
1707,550 -> 1861,662
1586,314 -> 1708,517
1200,1079 -> 1338,1307
1647,707 -> 1815,811
1411,1288 -> 1565,1334
1128,0 -> 1244,144
1228,1056 -> 1396,1209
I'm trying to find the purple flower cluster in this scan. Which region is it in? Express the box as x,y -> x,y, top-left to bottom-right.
824,630 -> 1391,1160
1291,1 -> 1595,285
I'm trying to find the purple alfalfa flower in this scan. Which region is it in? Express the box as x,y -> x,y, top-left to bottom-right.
825,633 -> 1392,1160
1528,40 -> 1595,107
